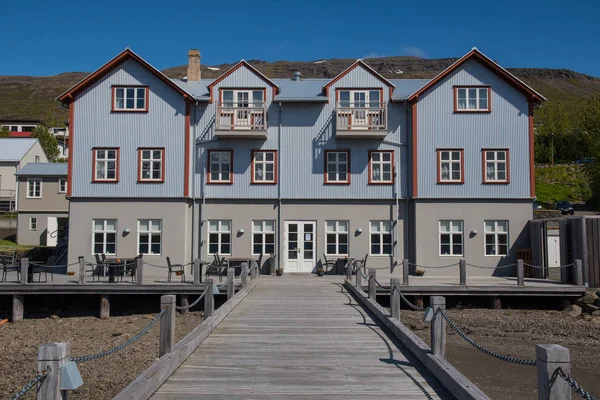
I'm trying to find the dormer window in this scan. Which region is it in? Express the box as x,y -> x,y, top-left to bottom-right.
454,87 -> 491,112
336,89 -> 387,135
217,89 -> 266,131
112,86 -> 148,112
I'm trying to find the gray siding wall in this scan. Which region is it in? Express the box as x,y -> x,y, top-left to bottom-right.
17,212 -> 68,246
17,178 -> 68,212
416,59 -> 531,198
73,58 -> 187,198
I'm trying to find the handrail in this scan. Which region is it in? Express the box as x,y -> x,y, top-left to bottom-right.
336,103 -> 387,130
216,103 -> 266,130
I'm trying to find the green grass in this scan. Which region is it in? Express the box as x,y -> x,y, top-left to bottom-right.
535,165 -> 592,203
0,240 -> 33,250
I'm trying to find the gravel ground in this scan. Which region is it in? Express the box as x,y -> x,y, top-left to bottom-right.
400,308 -> 600,399
0,311 -> 203,399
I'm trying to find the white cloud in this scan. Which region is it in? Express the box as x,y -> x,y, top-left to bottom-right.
401,47 -> 427,58
362,52 -> 387,59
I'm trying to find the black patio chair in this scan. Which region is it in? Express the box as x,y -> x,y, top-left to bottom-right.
31,256 -> 56,283
1,261 -> 21,282
255,253 -> 264,275
206,254 -> 225,282
322,254 -> 336,274
167,256 -> 185,283
93,254 -> 106,282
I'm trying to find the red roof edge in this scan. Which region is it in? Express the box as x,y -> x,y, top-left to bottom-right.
208,60 -> 280,92
324,60 -> 396,91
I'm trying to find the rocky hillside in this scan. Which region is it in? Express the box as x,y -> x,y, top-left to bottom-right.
1,56 -> 599,123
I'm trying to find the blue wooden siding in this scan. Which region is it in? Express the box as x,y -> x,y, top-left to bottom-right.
416,59 -> 530,198
73,58 -> 186,198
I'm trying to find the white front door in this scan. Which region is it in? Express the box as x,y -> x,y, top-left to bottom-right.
284,221 -> 316,273
547,235 -> 561,281
47,217 -> 58,247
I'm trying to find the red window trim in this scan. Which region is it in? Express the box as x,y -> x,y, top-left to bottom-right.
137,148 -> 166,183
453,86 -> 492,113
482,148 -> 510,184
436,149 -> 465,184
92,148 -> 120,183
251,149 -> 278,185
206,149 -> 234,185
324,150 -> 351,185
368,150 -> 394,185
111,86 -> 149,113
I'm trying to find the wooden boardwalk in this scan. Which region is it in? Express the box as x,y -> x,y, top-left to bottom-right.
152,276 -> 451,399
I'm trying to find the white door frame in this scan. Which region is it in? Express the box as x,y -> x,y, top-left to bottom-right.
284,221 -> 317,273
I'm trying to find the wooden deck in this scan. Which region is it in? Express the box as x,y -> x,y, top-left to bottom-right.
151,276 -> 451,399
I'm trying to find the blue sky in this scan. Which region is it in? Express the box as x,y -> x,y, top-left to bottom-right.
1,0 -> 599,77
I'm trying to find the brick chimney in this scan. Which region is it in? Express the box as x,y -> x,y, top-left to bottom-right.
187,49 -> 201,82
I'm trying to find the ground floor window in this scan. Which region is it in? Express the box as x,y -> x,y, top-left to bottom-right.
484,220 -> 508,256
326,220 -> 349,255
252,220 -> 275,255
93,219 -> 117,255
439,220 -> 463,256
370,220 -> 392,255
208,220 -> 231,255
138,219 -> 162,255
29,217 -> 37,231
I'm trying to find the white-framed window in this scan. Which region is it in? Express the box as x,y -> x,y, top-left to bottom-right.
35,155 -> 40,163
93,219 -> 117,255
326,220 -> 349,255
58,179 -> 67,193
208,150 -> 232,183
138,220 -> 162,255
483,150 -> 509,182
208,220 -> 231,255
94,149 -> 118,181
29,217 -> 37,231
456,87 -> 490,111
252,151 -> 276,183
222,89 -> 265,108
338,90 -> 381,108
113,87 -> 147,111
252,220 -> 275,255
370,221 -> 392,255
439,220 -> 463,256
27,179 -> 41,198
484,220 -> 508,256
438,150 -> 463,183
369,151 -> 393,183
325,151 -> 350,183
139,149 -> 164,182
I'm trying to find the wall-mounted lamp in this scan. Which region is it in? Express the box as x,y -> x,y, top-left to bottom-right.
469,229 -> 477,239
356,228 -> 362,234
123,228 -> 130,234
238,229 -> 244,234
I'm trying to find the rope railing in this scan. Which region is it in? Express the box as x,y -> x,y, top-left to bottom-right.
557,368 -> 598,400
143,261 -> 194,269
465,262 -> 516,269
28,261 -> 81,268
175,289 -> 207,311
408,262 -> 459,269
392,286 -> 424,311
10,367 -> 50,400
524,262 -> 575,270
371,276 -> 390,290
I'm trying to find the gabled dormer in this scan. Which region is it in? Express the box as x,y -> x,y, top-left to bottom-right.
324,60 -> 395,139
208,60 -> 279,139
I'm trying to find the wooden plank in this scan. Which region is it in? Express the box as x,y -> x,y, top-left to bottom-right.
12,294 -> 23,322
37,342 -> 70,400
99,295 -> 110,319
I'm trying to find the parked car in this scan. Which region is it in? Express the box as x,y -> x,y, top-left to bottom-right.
555,200 -> 574,215
574,157 -> 596,164
533,200 -> 542,210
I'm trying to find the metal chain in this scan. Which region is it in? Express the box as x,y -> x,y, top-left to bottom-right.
466,262 -> 517,269
436,308 -> 536,366
392,286 -> 424,311
557,368 -> 598,400
409,262 -> 459,269
175,289 -> 207,310
71,308 -> 165,363
10,367 -> 50,400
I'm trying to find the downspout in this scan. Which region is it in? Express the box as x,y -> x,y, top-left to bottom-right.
277,101 -> 282,272
405,102 -> 410,263
190,102 -> 198,264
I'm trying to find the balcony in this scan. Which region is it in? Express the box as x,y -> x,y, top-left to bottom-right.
215,103 -> 267,139
335,103 -> 388,139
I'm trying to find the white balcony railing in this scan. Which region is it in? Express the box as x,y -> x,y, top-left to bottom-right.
336,103 -> 387,131
216,103 -> 266,131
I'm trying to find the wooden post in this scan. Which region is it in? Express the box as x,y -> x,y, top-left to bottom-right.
99,295 -> 110,319
517,259 -> 525,287
250,261 -> 257,280
136,257 -> 144,285
459,258 -> 466,286
368,268 -> 376,300
204,278 -> 214,318
536,344 -> 571,400
78,257 -> 86,284
574,259 -> 583,286
355,267 -> 362,289
390,278 -> 400,320
430,296 -> 446,359
193,259 -> 201,285
12,294 -> 24,322
37,342 -> 71,400
415,295 -> 424,309
179,295 -> 189,315
491,296 -> 502,310
241,263 -> 248,288
159,295 -> 176,357
20,257 -> 28,285
227,268 -> 235,300
403,259 -> 409,286
346,261 -> 352,280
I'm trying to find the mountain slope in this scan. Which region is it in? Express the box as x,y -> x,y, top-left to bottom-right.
1,56 -> 599,122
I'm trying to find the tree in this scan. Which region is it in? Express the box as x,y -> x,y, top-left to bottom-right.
31,125 -> 60,162
0,126 -> 10,138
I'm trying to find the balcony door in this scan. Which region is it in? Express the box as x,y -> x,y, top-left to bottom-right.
221,90 -> 264,129
338,90 -> 381,129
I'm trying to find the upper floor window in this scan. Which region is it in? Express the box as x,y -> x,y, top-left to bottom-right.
324,151 -> 350,184
483,149 -> 509,183
252,150 -> 277,184
337,89 -> 386,131
58,179 -> 67,193
35,155 -> 40,163
207,150 -> 233,184
369,151 -> 393,184
27,179 -> 41,198
217,89 -> 266,130
437,149 -> 464,184
93,148 -> 119,182
112,86 -> 148,112
455,87 -> 490,112
138,148 -> 165,183
338,90 -> 381,108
